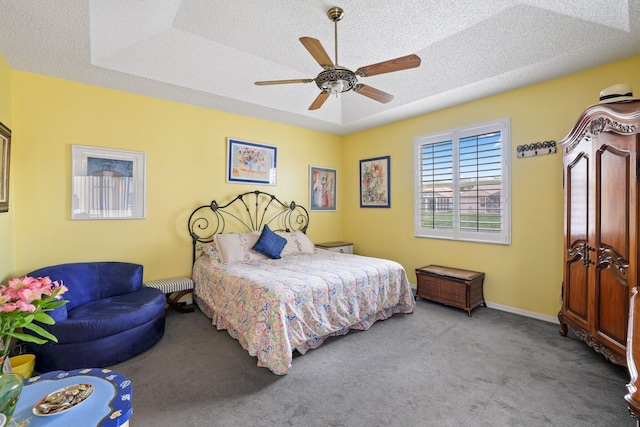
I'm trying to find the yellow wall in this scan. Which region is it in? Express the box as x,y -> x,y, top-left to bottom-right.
0,51 -> 15,282
343,55 -> 640,319
6,54 -> 640,319
11,72 -> 342,280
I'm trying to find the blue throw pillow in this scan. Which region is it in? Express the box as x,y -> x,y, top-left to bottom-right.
252,225 -> 287,259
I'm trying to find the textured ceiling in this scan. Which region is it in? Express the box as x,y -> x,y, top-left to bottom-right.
0,0 -> 639,135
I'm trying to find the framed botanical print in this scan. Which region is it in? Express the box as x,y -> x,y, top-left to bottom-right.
227,138 -> 277,185
309,166 -> 337,211
360,155 -> 390,208
0,122 -> 10,213
71,145 -> 146,219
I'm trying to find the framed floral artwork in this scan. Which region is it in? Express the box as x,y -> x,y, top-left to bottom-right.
71,145 -> 146,220
227,138 -> 277,185
360,155 -> 390,208
309,166 -> 337,211
0,122 -> 10,213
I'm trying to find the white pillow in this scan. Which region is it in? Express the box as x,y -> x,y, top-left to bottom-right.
214,232 -> 267,263
276,231 -> 315,256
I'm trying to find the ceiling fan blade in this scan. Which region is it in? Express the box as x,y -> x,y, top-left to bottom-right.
255,79 -> 314,85
354,84 -> 394,103
355,54 -> 421,77
299,37 -> 334,67
309,92 -> 330,110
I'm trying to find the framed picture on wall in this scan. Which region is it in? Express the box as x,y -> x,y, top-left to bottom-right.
227,138 -> 277,185
360,155 -> 390,208
0,122 -> 11,213
71,145 -> 146,220
309,166 -> 337,211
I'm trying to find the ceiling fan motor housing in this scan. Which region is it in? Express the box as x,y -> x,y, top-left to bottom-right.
315,67 -> 358,94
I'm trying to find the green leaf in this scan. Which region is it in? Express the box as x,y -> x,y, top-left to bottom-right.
44,300 -> 68,310
32,312 -> 55,325
13,314 -> 35,328
22,323 -> 58,343
7,331 -> 46,345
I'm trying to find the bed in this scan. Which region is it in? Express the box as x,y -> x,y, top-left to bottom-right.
188,190 -> 415,374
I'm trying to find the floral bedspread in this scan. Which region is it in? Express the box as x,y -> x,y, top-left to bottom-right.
193,250 -> 415,374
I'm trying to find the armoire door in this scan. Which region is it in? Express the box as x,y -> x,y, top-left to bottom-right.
563,139 -> 591,331
592,132 -> 637,354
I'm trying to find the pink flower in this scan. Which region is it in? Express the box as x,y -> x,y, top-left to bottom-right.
0,275 -> 69,359
0,303 -> 18,313
15,300 -> 36,312
8,276 -> 36,290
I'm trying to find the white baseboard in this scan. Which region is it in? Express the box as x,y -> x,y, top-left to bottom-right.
485,301 -> 558,324
410,284 -> 559,324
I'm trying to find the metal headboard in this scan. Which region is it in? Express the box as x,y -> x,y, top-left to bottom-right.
187,190 -> 310,264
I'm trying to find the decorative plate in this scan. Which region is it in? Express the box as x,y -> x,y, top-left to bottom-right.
32,383 -> 94,416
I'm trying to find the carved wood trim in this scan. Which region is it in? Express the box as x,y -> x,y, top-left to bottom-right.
597,246 -> 630,284
590,116 -> 638,136
559,315 -> 626,366
560,102 -> 640,155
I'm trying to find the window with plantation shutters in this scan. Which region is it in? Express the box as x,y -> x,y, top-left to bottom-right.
414,118 -> 511,245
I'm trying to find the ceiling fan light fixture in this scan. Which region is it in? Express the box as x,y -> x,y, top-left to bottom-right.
315,68 -> 358,95
326,80 -> 345,94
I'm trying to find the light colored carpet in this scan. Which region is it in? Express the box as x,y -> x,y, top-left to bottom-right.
111,301 -> 635,427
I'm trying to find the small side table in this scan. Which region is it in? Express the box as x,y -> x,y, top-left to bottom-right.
11,368 -> 132,426
315,241 -> 354,254
415,265 -> 486,316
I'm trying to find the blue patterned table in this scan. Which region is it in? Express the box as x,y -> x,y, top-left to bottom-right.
9,368 -> 132,426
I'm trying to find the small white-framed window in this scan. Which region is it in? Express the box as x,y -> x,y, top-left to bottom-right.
414,117 -> 511,245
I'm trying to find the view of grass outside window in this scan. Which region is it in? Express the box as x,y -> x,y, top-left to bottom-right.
414,118 -> 511,245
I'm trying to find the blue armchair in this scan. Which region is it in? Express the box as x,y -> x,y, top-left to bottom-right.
26,262 -> 166,373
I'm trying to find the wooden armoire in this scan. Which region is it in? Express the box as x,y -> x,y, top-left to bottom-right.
559,100 -> 640,366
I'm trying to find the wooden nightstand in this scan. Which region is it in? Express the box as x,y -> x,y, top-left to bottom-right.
315,241 -> 354,254
415,265 -> 486,316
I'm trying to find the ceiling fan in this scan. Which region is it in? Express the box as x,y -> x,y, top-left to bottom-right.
255,7 -> 421,110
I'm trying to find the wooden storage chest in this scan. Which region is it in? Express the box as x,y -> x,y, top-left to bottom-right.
415,265 -> 486,317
